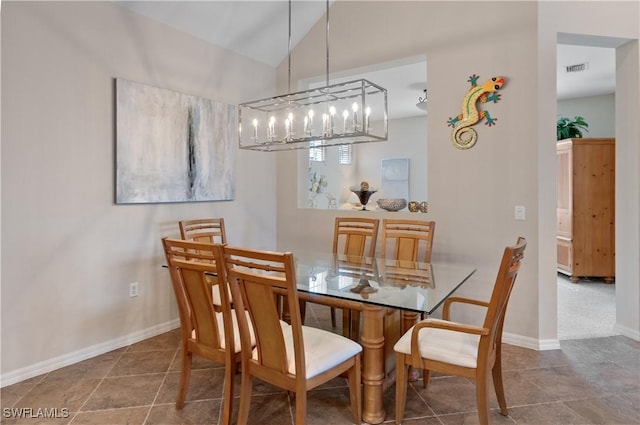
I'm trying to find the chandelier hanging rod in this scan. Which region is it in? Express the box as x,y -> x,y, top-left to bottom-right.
288,0 -> 330,91
325,0 -> 330,88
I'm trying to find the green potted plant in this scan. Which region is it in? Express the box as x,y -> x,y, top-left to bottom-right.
557,116 -> 589,140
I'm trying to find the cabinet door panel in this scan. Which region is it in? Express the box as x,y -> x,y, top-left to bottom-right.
557,145 -> 572,239
557,238 -> 572,274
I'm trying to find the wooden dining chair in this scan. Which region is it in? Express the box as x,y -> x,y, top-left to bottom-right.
331,217 -> 380,338
380,218 -> 435,263
179,218 -> 227,244
394,237 -> 527,425
178,218 -> 228,307
382,218 -> 435,326
217,244 -> 362,425
162,238 -> 254,425
333,217 -> 380,258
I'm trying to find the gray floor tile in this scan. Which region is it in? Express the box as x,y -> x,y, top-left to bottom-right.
70,406 -> 149,425
81,375 -> 164,411
145,400 -> 220,425
4,312 -> 639,425
564,394 -> 640,425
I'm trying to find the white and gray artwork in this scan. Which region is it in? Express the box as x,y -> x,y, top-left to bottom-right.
381,158 -> 409,200
116,78 -> 236,204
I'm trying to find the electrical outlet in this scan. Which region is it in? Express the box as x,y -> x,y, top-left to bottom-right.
514,205 -> 526,221
129,282 -> 139,297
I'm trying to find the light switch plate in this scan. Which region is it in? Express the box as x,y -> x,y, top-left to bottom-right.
514,206 -> 526,220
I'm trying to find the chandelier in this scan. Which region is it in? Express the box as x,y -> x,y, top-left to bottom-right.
238,0 -> 388,151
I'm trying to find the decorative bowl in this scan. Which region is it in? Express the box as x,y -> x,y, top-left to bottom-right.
349,186 -> 378,211
376,198 -> 407,212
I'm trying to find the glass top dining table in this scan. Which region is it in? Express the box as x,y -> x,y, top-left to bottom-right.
291,250 -> 476,423
293,250 -> 477,315
163,247 -> 476,424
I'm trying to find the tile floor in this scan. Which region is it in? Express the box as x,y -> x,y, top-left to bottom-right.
1,304 -> 639,425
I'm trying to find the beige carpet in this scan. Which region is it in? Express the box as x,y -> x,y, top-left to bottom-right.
558,273 -> 619,340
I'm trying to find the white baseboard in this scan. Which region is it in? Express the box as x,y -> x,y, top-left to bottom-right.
503,332 -> 561,351
614,323 -> 640,341
0,319 -> 180,388
503,326 -> 640,351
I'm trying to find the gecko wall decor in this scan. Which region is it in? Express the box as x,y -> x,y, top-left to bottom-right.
447,74 -> 505,150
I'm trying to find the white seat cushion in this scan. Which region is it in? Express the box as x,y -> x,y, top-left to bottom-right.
393,319 -> 480,368
211,282 -> 232,307
203,275 -> 231,307
191,310 -> 257,353
253,326 -> 362,378
218,310 -> 259,352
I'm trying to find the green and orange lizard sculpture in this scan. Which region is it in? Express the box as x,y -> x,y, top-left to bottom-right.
447,74 -> 505,150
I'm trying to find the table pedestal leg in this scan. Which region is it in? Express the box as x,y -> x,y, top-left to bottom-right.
402,311 -> 421,382
360,305 -> 386,424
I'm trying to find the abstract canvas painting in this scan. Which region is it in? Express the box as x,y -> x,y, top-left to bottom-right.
116,78 -> 236,204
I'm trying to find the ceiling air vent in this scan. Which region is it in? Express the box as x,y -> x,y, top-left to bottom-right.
565,63 -> 589,73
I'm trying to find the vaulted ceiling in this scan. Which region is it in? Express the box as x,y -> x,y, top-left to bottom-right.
116,1 -> 617,110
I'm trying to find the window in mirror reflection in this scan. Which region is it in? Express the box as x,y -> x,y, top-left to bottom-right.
338,145 -> 352,165
297,56 -> 428,210
309,141 -> 326,162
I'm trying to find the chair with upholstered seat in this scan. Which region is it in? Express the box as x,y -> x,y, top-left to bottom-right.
380,219 -> 435,263
394,237 -> 527,425
162,238 -> 253,425
179,218 -> 227,244
178,218 -> 228,308
330,217 -> 379,338
217,244 -> 362,425
381,218 -> 435,326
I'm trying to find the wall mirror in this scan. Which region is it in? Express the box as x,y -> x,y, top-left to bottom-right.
296,56 -> 428,210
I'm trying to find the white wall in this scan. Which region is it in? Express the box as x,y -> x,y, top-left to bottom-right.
277,1 -> 640,347
1,2 -> 278,384
356,116 -> 428,204
277,1 -> 542,343
558,94 -> 615,137
538,1 -> 640,342
614,40 -> 640,339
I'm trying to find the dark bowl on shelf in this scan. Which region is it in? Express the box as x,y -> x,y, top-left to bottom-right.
349,187 -> 377,210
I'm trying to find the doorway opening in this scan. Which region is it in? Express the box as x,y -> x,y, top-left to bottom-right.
556,37 -> 619,340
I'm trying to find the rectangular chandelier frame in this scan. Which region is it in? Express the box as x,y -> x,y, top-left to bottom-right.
239,79 -> 388,152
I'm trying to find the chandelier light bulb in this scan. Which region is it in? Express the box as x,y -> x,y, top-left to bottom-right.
352,103 -> 359,131
365,107 -> 371,131
342,110 -> 349,133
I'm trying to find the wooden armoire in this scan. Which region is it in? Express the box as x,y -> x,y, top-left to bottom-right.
557,138 -> 615,283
